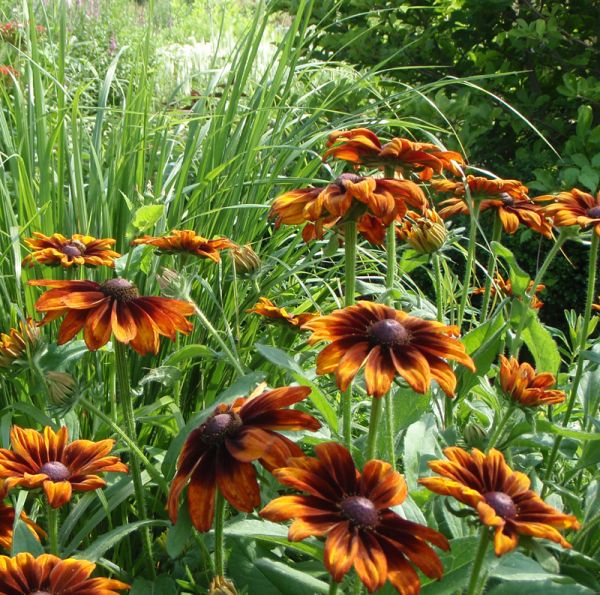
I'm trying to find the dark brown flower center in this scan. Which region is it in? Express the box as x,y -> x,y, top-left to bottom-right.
368,319 -> 411,346
339,496 -> 379,529
39,461 -> 70,482
61,241 -> 85,257
335,173 -> 364,190
484,491 -> 517,519
200,412 -> 243,445
101,278 -> 139,301
499,193 -> 515,206
587,206 -> 600,219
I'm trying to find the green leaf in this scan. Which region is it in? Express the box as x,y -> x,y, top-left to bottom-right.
536,420 -> 600,441
491,242 -> 529,296
163,344 -> 215,365
166,500 -> 193,559
578,165 -> 600,192
132,204 -> 164,231
577,105 -> 593,138
522,315 -> 561,374
131,575 -> 179,595
403,413 -> 442,490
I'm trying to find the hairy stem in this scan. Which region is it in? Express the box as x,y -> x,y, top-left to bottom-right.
343,219 -> 357,447
480,215 -> 503,320
466,527 -> 490,595
214,490 -> 226,577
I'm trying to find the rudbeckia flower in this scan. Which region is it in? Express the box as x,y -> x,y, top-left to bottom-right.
22,233 -> 120,268
0,553 -> 129,594
323,128 -> 464,180
419,447 -> 579,556
260,442 -> 449,594
432,176 -> 551,236
303,301 -> 475,398
0,426 -> 128,508
131,230 -> 235,262
0,482 -> 44,551
168,385 -> 320,532
247,297 -> 318,328
536,188 -> 600,236
472,273 -> 545,310
498,355 -> 565,407
0,319 -> 40,368
29,277 -> 194,355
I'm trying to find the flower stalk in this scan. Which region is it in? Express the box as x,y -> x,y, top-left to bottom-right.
466,527 -> 490,595
480,215 -> 503,319
487,404 -> 516,451
365,397 -> 383,460
384,221 -> 396,467
214,490 -> 226,577
458,186 -> 480,327
47,504 -> 59,555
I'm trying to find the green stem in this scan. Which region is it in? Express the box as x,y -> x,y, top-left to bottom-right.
328,579 -> 339,595
543,232 -> 598,491
193,304 -> 246,376
480,215 -> 503,320
365,397 -> 383,460
114,341 -> 156,577
343,219 -> 358,447
384,222 -> 396,468
466,527 -> 490,595
432,252 -> 444,323
47,504 -> 59,555
214,490 -> 226,577
385,392 -> 396,469
457,189 -> 480,328
487,404 -> 515,451
385,219 -> 396,294
79,396 -> 168,493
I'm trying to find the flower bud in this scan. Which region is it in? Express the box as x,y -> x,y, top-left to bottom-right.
157,267 -> 192,301
45,371 -> 75,405
463,422 -> 486,448
406,211 -> 447,254
231,244 -> 261,276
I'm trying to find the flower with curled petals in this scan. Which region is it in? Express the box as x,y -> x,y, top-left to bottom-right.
419,447 -> 579,556
0,426 -> 128,508
22,233 -> 120,268
168,385 -> 320,532
29,277 -> 194,355
0,318 -> 40,368
498,355 -> 565,407
303,301 -> 475,398
131,230 -> 235,262
0,482 -> 44,551
247,297 -> 318,329
536,188 -> 600,237
0,552 -> 129,594
472,273 -> 545,310
323,128 -> 464,180
432,176 -> 551,236
260,442 -> 449,594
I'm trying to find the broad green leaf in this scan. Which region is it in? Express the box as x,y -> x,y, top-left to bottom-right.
537,420 -> 600,441
132,204 -> 164,231
163,344 -> 216,366
403,413 -> 442,490
166,500 -> 193,559
131,575 -> 178,595
522,315 -> 561,374
491,242 -> 529,296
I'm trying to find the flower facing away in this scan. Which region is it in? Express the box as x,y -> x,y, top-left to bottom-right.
472,273 -> 545,310
168,386 -> 321,532
0,319 -> 40,368
396,209 -> 447,253
498,355 -> 565,407
131,230 -> 235,262
247,297 -> 318,329
419,447 -> 579,556
432,176 -> 551,236
29,278 -> 194,355
22,233 -> 120,268
0,426 -> 128,508
536,188 -> 600,237
0,553 -> 129,594
260,442 -> 449,594
303,301 -> 475,398
323,128 -> 464,180
0,482 -> 44,551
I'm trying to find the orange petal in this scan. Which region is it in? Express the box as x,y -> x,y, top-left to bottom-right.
323,521 -> 359,583
43,480 -> 72,508
216,450 -> 260,513
187,455 -> 217,532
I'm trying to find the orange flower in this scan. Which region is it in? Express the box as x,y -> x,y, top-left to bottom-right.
29,278 -> 194,355
0,319 -> 40,368
260,442 -> 449,593
247,297 -> 318,328
324,128 -> 464,180
0,482 -> 44,551
303,301 -> 475,398
0,65 -> 19,79
168,385 -> 320,532
0,426 -> 128,508
498,356 -> 565,407
536,188 -> 600,237
419,447 -> 579,556
22,233 -> 120,268
432,176 -> 551,236
0,553 -> 129,594
473,273 -> 545,309
132,230 -> 235,262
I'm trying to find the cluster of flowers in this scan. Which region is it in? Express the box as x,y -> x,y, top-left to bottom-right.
0,21 -> 46,81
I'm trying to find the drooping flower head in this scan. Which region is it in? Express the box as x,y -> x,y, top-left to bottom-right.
0,482 -> 44,551
261,442 -> 449,593
303,301 -> 475,398
22,233 -> 120,268
0,318 -> 40,368
132,230 -> 235,263
419,447 -> 579,556
432,176 -> 552,236
29,278 -> 194,355
0,553 -> 129,594
323,128 -> 464,180
498,355 -> 565,407
247,297 -> 318,329
0,426 -> 128,508
168,385 -> 320,532
472,273 -> 545,309
395,209 -> 447,253
536,188 -> 600,237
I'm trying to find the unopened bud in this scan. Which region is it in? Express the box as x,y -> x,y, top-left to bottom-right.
407,212 -> 447,254
157,267 -> 192,300
45,371 -> 75,405
463,422 -> 486,448
209,576 -> 237,594
231,244 -> 261,276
